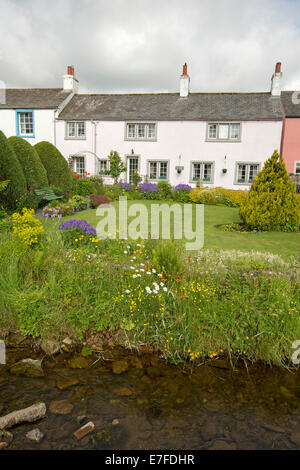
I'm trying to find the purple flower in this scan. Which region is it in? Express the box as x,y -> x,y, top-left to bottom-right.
175,184 -> 192,192
58,219 -> 96,236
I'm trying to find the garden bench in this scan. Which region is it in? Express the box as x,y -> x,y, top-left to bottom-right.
34,188 -> 63,202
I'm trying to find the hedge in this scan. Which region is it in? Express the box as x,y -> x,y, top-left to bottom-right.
0,130 -> 27,209
8,136 -> 48,190
34,141 -> 73,198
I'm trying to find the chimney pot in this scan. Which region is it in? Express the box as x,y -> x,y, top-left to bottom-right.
67,66 -> 74,76
182,63 -> 188,76
275,62 -> 281,74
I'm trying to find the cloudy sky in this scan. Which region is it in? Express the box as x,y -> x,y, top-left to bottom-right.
0,0 -> 300,94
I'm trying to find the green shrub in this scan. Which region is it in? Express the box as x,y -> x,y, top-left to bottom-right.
215,187 -> 248,207
239,151 -> 300,231
189,188 -> 224,205
8,136 -> 48,190
34,141 -> 73,198
152,240 -> 184,277
73,177 -> 95,196
0,130 -> 27,209
157,181 -> 172,199
69,195 -> 90,211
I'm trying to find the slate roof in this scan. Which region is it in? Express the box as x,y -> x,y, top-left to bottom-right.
281,91 -> 300,117
57,92 -> 283,121
0,88 -> 72,109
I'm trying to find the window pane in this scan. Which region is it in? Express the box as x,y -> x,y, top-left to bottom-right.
248,164 -> 259,182
193,163 -> 201,180
238,164 -> 246,182
295,163 -> 300,174
73,156 -> 85,177
99,160 -> 108,174
77,122 -> 85,137
159,162 -> 168,179
67,122 -> 76,137
149,162 -> 157,179
137,124 -> 145,138
127,124 -> 136,138
203,163 -> 212,181
147,124 -> 155,138
230,124 -> 240,139
19,112 -> 33,135
208,124 -> 217,139
218,124 -> 229,139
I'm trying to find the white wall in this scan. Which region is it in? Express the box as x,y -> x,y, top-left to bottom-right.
0,109 -> 55,145
56,119 -> 282,189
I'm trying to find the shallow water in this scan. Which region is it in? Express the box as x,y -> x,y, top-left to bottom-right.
1,346 -> 300,450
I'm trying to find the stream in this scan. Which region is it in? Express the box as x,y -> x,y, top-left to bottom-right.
1,346 -> 300,450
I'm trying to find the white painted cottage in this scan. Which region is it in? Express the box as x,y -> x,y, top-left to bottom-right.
0,64 -> 284,189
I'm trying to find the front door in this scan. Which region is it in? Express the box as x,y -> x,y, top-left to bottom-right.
127,156 -> 139,184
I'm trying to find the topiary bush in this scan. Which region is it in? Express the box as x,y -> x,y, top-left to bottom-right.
0,130 -> 27,209
239,150 -> 300,231
34,141 -> 73,198
8,136 -> 48,190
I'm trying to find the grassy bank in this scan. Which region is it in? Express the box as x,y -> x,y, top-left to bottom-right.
0,209 -> 300,367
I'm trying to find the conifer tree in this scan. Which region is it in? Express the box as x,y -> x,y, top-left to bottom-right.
239,150 -> 300,231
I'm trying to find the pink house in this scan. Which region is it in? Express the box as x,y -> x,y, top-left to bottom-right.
280,90 -> 300,176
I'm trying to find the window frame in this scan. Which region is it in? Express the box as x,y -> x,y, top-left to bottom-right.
125,122 -> 157,141
235,162 -> 260,185
72,155 -> 86,177
147,159 -> 169,181
206,122 -> 241,142
65,121 -> 86,140
98,159 -> 110,175
295,162 -> 300,174
16,110 -> 35,138
190,161 -> 215,184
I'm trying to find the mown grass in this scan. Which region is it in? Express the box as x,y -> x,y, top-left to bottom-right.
63,201 -> 300,260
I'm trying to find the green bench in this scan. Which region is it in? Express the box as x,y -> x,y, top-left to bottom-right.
34,188 -> 63,202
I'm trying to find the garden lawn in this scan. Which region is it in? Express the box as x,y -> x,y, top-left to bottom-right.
63,201 -> 300,260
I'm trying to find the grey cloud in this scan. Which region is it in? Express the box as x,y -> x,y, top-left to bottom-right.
0,0 -> 300,93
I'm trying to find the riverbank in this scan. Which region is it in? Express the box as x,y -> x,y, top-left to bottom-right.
0,210 -> 300,368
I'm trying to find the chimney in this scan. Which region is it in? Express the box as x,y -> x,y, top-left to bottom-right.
63,65 -> 78,93
180,63 -> 190,98
271,62 -> 282,97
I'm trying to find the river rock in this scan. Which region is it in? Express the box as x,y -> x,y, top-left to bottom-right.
201,421 -> 220,441
112,360 -> 128,375
0,402 -> 46,430
112,419 -> 119,426
74,421 -> 95,440
290,431 -> 300,446
68,357 -> 89,369
279,386 -> 295,400
208,439 -> 237,450
40,339 -> 60,356
114,386 -> 133,397
0,442 -> 8,450
146,366 -> 162,379
10,359 -> 44,378
0,430 -> 13,444
26,428 -> 44,443
207,359 -> 231,370
57,376 -> 79,390
61,337 -> 73,352
76,415 -> 87,424
130,357 -> 143,369
49,400 -> 73,415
